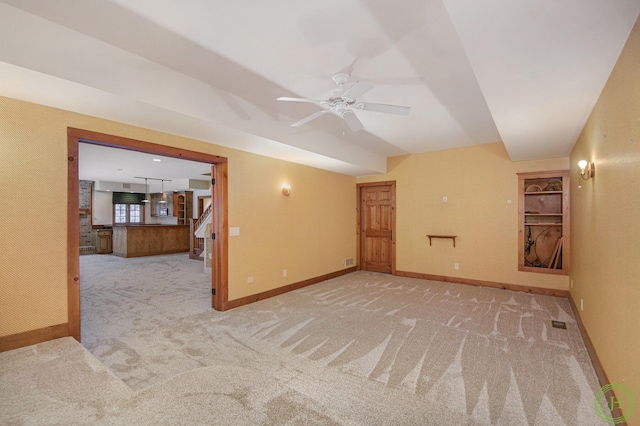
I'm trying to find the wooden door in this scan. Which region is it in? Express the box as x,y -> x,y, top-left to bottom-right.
359,183 -> 395,273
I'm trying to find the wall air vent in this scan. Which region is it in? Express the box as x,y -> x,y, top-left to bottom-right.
344,257 -> 355,267
95,181 -> 145,192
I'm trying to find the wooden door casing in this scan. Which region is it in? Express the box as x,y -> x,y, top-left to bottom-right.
358,182 -> 396,273
68,128 -> 229,342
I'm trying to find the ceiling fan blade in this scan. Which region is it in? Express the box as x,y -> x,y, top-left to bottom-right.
358,102 -> 411,116
291,109 -> 331,127
277,97 -> 323,105
341,81 -> 373,101
340,111 -> 364,131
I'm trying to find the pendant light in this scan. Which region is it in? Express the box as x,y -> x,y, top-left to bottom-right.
142,178 -> 150,203
159,179 -> 167,204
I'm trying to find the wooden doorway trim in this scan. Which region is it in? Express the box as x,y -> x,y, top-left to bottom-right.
66,127 -> 229,342
356,181 -> 396,274
211,162 -> 228,310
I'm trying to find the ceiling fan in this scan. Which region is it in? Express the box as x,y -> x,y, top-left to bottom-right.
277,73 -> 410,131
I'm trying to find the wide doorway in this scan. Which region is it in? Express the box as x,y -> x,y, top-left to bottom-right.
67,128 -> 229,342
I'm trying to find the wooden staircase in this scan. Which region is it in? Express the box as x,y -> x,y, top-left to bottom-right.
189,203 -> 212,260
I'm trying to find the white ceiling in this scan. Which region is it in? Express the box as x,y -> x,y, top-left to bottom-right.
78,143 -> 212,185
1,1 -> 638,177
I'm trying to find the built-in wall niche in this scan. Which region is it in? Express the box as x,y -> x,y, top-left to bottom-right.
517,171 -> 570,274
173,191 -> 193,224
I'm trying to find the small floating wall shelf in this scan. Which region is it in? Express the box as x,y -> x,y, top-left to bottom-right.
426,235 -> 457,247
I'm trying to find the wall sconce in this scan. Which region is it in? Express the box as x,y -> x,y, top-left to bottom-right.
282,184 -> 291,197
578,160 -> 594,180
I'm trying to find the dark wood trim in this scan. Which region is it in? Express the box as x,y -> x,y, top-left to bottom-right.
224,267 -> 357,310
355,184 -> 361,271
568,293 -> 627,424
0,324 -> 69,353
212,162 -> 229,311
390,183 -> 396,275
395,270 -> 570,297
356,180 -> 397,188
568,294 -> 610,385
67,136 -> 81,341
67,128 -> 229,346
67,127 -> 227,164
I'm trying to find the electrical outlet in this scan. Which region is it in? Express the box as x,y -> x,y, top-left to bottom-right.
454,263 -> 459,270
443,196 -> 448,203
247,277 -> 254,284
283,269 -> 287,277
581,299 -> 584,311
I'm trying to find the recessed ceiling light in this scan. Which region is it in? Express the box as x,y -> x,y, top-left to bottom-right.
153,158 -> 162,162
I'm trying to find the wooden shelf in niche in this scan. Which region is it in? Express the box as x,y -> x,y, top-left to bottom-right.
172,191 -> 193,225
517,171 -> 570,275
426,235 -> 457,247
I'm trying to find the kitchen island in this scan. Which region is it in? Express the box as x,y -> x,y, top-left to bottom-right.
112,224 -> 190,258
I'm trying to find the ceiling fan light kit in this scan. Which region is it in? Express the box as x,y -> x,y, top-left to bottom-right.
278,73 -> 410,131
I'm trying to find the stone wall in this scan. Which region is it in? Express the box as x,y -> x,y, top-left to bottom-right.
79,180 -> 95,255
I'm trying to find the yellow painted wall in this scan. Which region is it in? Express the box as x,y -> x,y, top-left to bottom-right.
358,142 -> 570,290
227,151 -> 357,299
570,16 -> 640,423
0,96 -> 356,337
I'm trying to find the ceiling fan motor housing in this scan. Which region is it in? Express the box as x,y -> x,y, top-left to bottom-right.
331,73 -> 350,87
277,73 -> 410,131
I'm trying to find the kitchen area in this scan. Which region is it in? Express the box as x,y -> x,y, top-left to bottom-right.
110,190 -> 193,258
78,143 -> 212,259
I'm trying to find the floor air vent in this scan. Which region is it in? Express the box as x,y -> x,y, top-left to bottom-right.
551,321 -> 567,329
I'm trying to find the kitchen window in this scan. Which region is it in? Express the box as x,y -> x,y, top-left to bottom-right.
114,203 -> 143,225
112,192 -> 146,225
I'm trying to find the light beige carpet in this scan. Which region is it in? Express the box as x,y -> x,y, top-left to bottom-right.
0,254 -> 608,425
